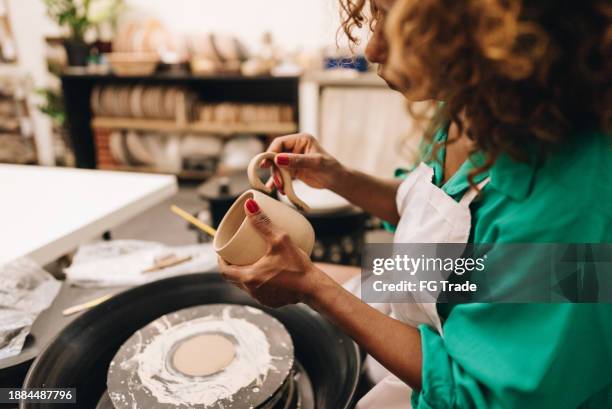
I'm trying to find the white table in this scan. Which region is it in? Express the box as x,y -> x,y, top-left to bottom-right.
0,165 -> 178,266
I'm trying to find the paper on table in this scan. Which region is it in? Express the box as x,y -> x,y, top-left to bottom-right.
70,240 -> 165,265
0,258 -> 61,360
65,240 -> 218,288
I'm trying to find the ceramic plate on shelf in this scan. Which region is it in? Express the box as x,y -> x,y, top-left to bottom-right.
141,20 -> 165,54
90,86 -> 103,116
163,87 -> 178,119
141,86 -> 155,119
149,87 -> 159,119
221,136 -> 264,169
141,132 -> 164,164
152,87 -> 165,119
130,24 -> 146,53
110,86 -> 123,117
151,87 -> 163,119
118,87 -> 132,118
130,85 -> 145,118
153,134 -> 182,173
180,135 -> 223,157
109,131 -> 129,165
100,86 -> 115,117
125,131 -> 155,165
114,22 -> 137,53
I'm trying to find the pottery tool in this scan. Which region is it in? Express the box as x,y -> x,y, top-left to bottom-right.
170,205 -> 216,237
107,304 -> 294,409
62,293 -> 114,316
142,254 -> 193,273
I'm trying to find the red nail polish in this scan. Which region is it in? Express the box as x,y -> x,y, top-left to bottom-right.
245,198 -> 260,214
276,155 -> 290,166
273,173 -> 282,188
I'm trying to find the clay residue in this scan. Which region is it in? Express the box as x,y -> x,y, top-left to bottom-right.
116,306 -> 274,407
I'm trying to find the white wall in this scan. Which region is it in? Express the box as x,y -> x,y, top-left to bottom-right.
124,0 -> 346,52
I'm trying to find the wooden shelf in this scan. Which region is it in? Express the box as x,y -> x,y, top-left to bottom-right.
98,163 -> 214,180
62,68 -> 299,83
92,118 -> 183,132
189,122 -> 297,135
303,71 -> 387,87
92,117 -> 298,136
62,70 -> 299,169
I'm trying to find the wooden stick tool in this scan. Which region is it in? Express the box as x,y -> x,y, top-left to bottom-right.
170,205 -> 217,238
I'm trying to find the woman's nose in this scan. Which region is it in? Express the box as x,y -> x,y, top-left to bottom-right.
365,34 -> 389,65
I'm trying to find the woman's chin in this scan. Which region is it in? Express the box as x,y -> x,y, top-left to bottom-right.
378,73 -> 431,101
378,72 -> 403,92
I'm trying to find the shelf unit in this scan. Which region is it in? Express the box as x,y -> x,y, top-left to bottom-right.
0,71 -> 37,165
96,163 -> 214,180
91,117 -> 297,136
61,71 -> 300,173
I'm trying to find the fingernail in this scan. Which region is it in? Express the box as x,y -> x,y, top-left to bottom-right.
245,198 -> 260,214
273,173 -> 283,192
276,155 -> 290,167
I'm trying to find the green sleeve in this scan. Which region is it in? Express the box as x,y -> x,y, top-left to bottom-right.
411,209 -> 612,409
382,219 -> 399,233
412,304 -> 612,409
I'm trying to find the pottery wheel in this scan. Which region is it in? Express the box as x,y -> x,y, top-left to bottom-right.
107,304 -> 294,409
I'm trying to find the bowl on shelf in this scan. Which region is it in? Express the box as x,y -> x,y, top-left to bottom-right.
125,131 -> 182,173
220,135 -> 265,170
106,53 -> 160,76
109,131 -> 130,165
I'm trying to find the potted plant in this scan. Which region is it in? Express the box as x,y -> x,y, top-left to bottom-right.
44,0 -> 93,66
44,0 -> 123,67
36,87 -> 76,166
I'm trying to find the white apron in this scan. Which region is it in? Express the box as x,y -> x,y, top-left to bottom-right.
348,162 -> 490,409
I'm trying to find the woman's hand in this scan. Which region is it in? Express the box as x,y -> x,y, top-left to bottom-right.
218,197 -> 322,308
262,133 -> 402,224
219,200 -> 423,389
263,133 -> 344,193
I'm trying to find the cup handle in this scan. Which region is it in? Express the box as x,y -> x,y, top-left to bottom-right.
247,152 -> 310,212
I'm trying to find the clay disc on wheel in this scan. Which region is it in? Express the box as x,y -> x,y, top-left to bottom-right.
171,333 -> 236,377
107,304 -> 294,409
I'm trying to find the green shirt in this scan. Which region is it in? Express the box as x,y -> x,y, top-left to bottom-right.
393,129 -> 612,408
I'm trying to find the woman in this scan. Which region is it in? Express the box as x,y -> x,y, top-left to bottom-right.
220,0 -> 612,408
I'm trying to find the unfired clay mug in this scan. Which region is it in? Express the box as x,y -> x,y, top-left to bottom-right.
213,152 -> 315,266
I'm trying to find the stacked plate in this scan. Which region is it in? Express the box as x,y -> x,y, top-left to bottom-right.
198,103 -> 294,125
113,18 -> 184,56
105,131 -> 227,175
91,85 -> 186,120
114,131 -> 182,173
188,33 -> 248,75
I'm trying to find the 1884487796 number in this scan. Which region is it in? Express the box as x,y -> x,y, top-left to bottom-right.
0,388 -> 76,403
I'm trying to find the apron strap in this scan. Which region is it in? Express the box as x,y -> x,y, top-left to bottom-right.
459,177 -> 491,207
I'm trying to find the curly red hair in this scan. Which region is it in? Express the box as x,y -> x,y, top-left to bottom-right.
340,0 -> 611,177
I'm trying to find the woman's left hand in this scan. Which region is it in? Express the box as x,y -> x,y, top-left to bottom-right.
218,198 -> 321,308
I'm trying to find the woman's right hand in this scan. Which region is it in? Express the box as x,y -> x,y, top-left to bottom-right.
263,133 -> 344,193
263,133 -> 401,225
